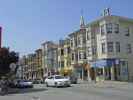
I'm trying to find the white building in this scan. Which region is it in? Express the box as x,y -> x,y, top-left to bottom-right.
86,12 -> 133,81
41,41 -> 58,77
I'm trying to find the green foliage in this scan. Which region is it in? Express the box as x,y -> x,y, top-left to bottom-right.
0,47 -> 19,77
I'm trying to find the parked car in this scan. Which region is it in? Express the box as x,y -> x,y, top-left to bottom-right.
16,80 -> 33,88
65,74 -> 78,84
45,75 -> 71,87
33,79 -> 43,84
8,80 -> 16,88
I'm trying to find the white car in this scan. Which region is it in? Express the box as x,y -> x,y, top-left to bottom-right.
45,75 -> 71,87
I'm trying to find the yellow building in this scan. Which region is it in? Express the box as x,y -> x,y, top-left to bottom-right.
58,39 -> 72,75
35,49 -> 43,80
21,49 -> 43,80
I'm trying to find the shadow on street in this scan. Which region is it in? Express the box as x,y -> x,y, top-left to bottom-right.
7,88 -> 48,95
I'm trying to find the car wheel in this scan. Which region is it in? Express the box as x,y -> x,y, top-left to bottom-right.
46,82 -> 49,87
54,82 -> 58,88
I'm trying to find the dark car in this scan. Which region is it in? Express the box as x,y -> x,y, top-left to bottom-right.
65,75 -> 78,84
16,80 -> 33,88
33,79 -> 44,84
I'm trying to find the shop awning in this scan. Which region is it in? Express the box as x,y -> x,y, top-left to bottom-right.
90,59 -> 117,68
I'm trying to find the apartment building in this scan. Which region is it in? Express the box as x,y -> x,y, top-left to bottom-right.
86,9 -> 133,81
21,49 -> 43,80
42,41 -> 58,77
68,15 -> 88,80
58,39 -> 72,75
35,49 -> 43,80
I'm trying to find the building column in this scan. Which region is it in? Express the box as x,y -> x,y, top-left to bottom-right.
111,66 -> 115,81
82,67 -> 84,80
87,69 -> 91,82
103,67 -> 105,80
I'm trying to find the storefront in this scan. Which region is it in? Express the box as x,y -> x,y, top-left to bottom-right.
89,59 -> 129,82
73,64 -> 88,80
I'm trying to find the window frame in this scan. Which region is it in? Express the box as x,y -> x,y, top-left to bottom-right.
107,42 -> 114,52
101,43 -> 106,54
114,24 -> 119,34
106,23 -> 113,34
116,42 -> 120,53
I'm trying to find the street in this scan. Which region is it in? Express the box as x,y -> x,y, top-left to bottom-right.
0,81 -> 133,100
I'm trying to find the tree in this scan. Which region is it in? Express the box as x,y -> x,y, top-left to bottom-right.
0,47 -> 19,77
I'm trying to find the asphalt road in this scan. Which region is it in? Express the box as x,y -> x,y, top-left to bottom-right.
0,82 -> 133,100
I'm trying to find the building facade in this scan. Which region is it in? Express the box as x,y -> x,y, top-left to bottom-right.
58,39 -> 72,75
68,15 -> 88,80
21,49 -> 43,80
86,14 -> 133,82
20,9 -> 133,82
35,49 -> 43,80
42,41 -> 58,77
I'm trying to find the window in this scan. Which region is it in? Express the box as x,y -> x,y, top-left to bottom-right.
79,52 -> 82,59
83,36 -> 86,44
107,42 -> 114,52
92,46 -> 97,55
83,52 -> 86,59
67,47 -> 71,54
114,24 -> 119,33
87,47 -> 91,56
55,76 -> 64,79
101,25 -> 105,35
61,61 -> 64,68
125,27 -> 130,36
72,53 -> 74,61
106,23 -> 112,33
91,33 -> 95,39
127,44 -> 132,53
102,43 -> 105,54
75,53 -> 78,61
116,42 -> 120,52
61,49 -> 64,55
48,76 -> 53,79
87,32 -> 90,40
71,39 -> 73,47
77,36 -> 81,45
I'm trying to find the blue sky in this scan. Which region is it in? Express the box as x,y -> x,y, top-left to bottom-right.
1,0 -> 133,56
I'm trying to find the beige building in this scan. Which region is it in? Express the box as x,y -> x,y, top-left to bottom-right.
86,10 -> 133,81
35,49 -> 43,80
42,41 -> 58,77
68,15 -> 88,80
21,49 -> 43,80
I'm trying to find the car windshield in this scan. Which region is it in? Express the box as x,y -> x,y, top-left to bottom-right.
55,76 -> 64,79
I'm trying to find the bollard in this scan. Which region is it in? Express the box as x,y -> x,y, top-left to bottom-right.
32,96 -> 40,100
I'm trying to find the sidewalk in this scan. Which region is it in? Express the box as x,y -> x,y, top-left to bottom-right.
78,80 -> 133,90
